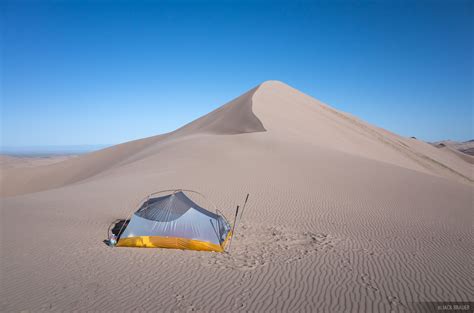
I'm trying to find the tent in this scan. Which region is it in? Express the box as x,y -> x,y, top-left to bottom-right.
115,190 -> 232,252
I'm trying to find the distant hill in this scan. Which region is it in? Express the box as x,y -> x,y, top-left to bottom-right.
431,140 -> 474,156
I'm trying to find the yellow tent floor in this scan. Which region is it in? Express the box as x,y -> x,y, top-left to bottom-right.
116,232 -> 231,252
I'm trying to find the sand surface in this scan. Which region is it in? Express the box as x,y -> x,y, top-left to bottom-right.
1,81 -> 472,312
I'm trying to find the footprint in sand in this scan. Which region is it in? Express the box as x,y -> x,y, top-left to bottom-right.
201,224 -> 336,270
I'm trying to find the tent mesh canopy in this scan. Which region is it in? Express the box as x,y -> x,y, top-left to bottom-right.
117,190 -> 231,252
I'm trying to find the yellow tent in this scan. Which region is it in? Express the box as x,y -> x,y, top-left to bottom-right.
114,190 -> 232,252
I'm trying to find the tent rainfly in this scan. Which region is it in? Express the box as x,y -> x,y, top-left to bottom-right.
115,190 -> 232,252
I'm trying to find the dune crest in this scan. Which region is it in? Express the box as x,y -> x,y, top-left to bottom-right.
171,86 -> 266,136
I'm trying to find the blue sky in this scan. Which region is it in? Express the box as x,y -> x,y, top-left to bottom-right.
2,0 -> 472,149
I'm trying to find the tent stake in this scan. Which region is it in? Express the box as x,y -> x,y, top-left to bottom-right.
227,205 -> 239,253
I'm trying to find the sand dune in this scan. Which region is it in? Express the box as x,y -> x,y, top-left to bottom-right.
0,155 -> 78,169
1,81 -> 472,312
1,81 -> 470,198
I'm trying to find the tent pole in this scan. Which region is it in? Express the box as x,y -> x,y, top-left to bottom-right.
239,194 -> 250,221
115,210 -> 133,244
227,205 -> 239,253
